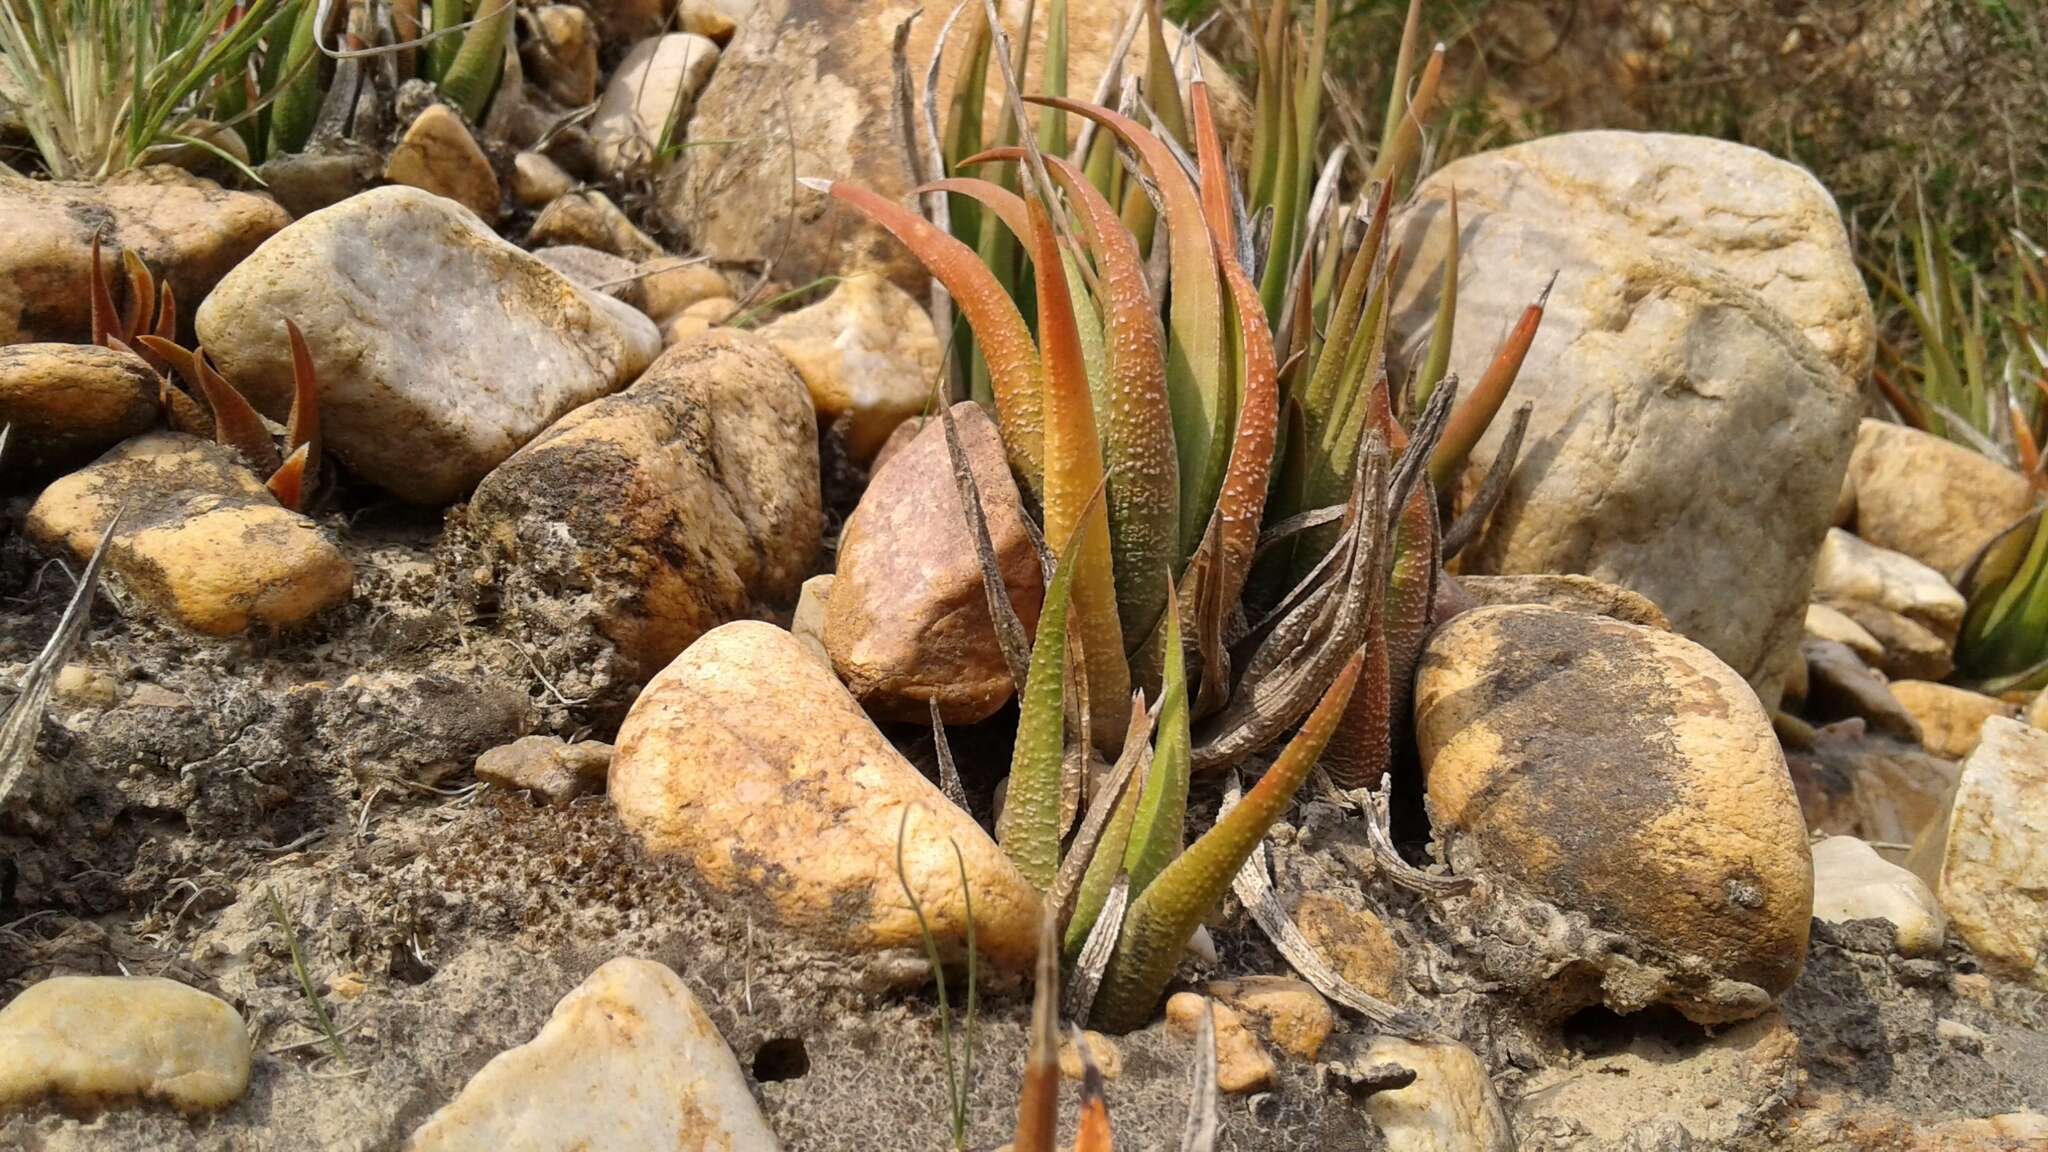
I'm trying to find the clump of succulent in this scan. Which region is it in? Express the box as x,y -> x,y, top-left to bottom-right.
85,241 -> 323,510
1870,201 -> 2048,687
0,0 -> 513,180
821,0 -> 1545,1029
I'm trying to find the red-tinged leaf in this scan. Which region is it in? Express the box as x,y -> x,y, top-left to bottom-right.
1073,1033 -> 1115,1152
1324,609 -> 1392,791
284,318 -> 322,487
916,175 -> 1033,249
1029,192 -> 1131,753
972,145 -> 1180,657
1013,912 -> 1062,1152
810,178 -> 1045,491
1372,41 -> 1444,187
195,348 -> 282,477
119,250 -> 154,341
1031,95 -> 1226,554
1191,80 -> 1234,254
1428,274 -> 1550,490
267,442 -> 310,511
2014,400 -> 2042,481
89,236 -> 118,348
152,280 -> 178,346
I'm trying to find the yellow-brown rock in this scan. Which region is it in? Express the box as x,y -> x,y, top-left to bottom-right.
382,105 -> 501,223
1293,893 -> 1403,1001
610,621 -> 1043,970
757,274 -> 940,461
0,976 -> 250,1113
1357,1038 -> 1515,1152
636,257 -> 730,322
1890,680 -> 2015,760
0,343 -> 159,473
1847,418 -> 2036,577
1204,976 -> 1334,1061
519,5 -> 600,108
1910,718 -> 2048,987
528,190 -> 665,261
825,402 -> 1042,724
1417,605 -> 1812,1023
26,432 -> 353,635
510,151 -> 576,208
1164,994 -> 1274,1095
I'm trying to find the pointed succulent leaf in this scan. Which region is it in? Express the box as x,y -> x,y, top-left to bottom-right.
998,510 -> 1083,891
1428,275 -> 1549,491
88,236 -> 119,348
439,0 -> 511,122
1122,577 -> 1189,898
1012,911 -> 1061,1152
267,442 -> 311,511
283,318 -> 322,479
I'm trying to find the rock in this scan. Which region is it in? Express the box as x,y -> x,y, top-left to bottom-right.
382,104 -> 501,222
680,0 -> 740,42
460,331 -> 818,692
1203,977 -> 1333,1062
1447,573 -> 1670,631
663,0 -> 1242,293
531,245 -> 641,308
1057,1030 -> 1121,1081
1847,418 -> 2036,577
1801,639 -> 1921,741
53,663 -> 117,708
1890,681 -> 2015,760
593,34 -> 720,178
1810,835 -> 1945,956
1909,717 -> 2048,987
520,5 -> 600,107
871,414 -> 925,471
1164,994 -> 1275,1095
26,432 -> 353,635
610,621 -> 1043,969
637,257 -> 731,322
1785,724 -> 1957,859
1417,606 -> 1813,1023
1355,1038 -> 1514,1152
824,402 -> 1043,724
585,0 -> 673,52
791,574 -> 833,666
195,186 -> 660,504
407,957 -> 780,1151
0,166 -> 288,346
0,976 -> 250,1113
1806,602 -> 1883,662
1832,601 -> 1955,682
311,666 -> 535,786
255,143 -> 382,218
1389,132 -> 1866,708
662,296 -> 739,346
475,735 -> 613,804
1292,893 -> 1403,1001
527,189 -> 665,261
510,151 -> 576,208
1811,528 -> 1965,642
0,343 -> 159,473
756,274 -> 939,461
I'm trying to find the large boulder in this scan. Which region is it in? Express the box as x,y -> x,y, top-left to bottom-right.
824,402 -> 1042,724
0,166 -> 287,346
26,432 -> 353,635
610,621 -> 1043,971
1910,717 -> 2048,988
195,186 -> 661,504
457,330 -> 819,701
1391,132 -> 1869,707
663,0 -> 1245,293
1845,418 -> 2036,578
1416,605 -> 1813,1024
408,958 -> 779,1151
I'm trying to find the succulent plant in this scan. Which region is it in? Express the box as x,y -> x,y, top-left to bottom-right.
823,0 -> 1546,1029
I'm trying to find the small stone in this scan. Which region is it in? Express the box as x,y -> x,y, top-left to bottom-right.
1888,681 -> 2015,760
1165,994 -> 1275,1095
1783,723 -> 1957,853
592,34 -> 721,178
382,104 -> 501,222
610,622 -> 1043,970
790,574 -> 833,666
1809,835 -> 1945,957
636,256 -> 730,322
824,403 -> 1043,724
1204,976 -> 1333,1061
408,958 -> 780,1151
528,190 -> 665,261
520,5 -> 599,107
1812,528 -> 1965,643
1831,600 -> 1954,683
680,0 -> 739,42
1057,1031 -> 1121,1082
1293,893 -> 1403,1001
52,663 -> 117,708
510,151 -> 576,208
1801,639 -> 1921,742
0,976 -> 250,1113
1805,603 -> 1883,663
256,143 -> 383,217
1951,972 -> 1994,1006
1935,1017 -> 1987,1050
1847,418 -> 2036,576
196,186 -> 660,504
0,343 -> 160,474
1418,606 -> 1813,1023
475,735 -> 614,804
1910,717 -> 2048,987
1355,1038 -> 1514,1152
2028,689 -> 2048,732
0,167 -> 288,344
26,433 -> 353,635
756,274 -> 940,461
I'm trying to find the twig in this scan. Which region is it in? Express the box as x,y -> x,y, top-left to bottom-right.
267,888 -> 345,1064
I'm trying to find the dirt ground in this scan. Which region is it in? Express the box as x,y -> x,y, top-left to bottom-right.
4,492 -> 2047,1151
